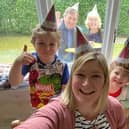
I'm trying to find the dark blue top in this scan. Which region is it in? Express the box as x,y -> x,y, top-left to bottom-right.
58,20 -> 75,62
86,30 -> 103,43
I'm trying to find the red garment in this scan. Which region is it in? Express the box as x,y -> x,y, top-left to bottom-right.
109,88 -> 122,97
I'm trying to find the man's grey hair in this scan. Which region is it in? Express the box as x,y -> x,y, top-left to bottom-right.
63,7 -> 78,17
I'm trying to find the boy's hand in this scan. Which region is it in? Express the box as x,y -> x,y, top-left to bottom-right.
15,44 -> 35,65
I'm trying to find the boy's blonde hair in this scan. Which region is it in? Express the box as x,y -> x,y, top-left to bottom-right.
110,61 -> 129,74
31,24 -> 61,48
61,51 -> 109,113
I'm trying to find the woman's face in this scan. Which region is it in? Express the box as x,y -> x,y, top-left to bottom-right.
72,60 -> 105,105
110,66 -> 129,88
88,16 -> 99,30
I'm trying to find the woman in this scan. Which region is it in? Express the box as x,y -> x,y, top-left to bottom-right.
13,52 -> 127,129
85,5 -> 103,44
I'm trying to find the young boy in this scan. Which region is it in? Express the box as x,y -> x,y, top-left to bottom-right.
109,40 -> 129,127
9,5 -> 69,109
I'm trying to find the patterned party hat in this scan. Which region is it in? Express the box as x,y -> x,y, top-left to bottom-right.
76,26 -> 93,58
41,4 -> 57,31
76,26 -> 89,46
115,40 -> 129,64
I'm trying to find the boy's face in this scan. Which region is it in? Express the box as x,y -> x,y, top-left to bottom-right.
110,66 -> 129,88
34,34 -> 59,61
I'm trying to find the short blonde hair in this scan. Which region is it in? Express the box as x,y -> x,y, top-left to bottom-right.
61,51 -> 109,113
110,61 -> 129,74
63,7 -> 78,18
31,24 -> 61,47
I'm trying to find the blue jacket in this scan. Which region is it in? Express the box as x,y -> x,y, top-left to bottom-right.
58,20 -> 77,62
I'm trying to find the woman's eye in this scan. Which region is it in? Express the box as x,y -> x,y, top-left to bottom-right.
50,43 -> 55,46
76,73 -> 84,77
92,74 -> 101,78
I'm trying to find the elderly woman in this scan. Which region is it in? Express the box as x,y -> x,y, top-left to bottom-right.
85,5 -> 103,44
13,52 -> 127,129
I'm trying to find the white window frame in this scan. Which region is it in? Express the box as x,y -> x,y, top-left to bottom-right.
35,0 -> 52,24
35,0 -> 121,64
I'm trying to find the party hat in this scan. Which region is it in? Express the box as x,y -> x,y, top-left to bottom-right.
76,26 -> 93,58
87,4 -> 99,17
115,41 -> 129,64
71,2 -> 79,11
41,4 -> 57,31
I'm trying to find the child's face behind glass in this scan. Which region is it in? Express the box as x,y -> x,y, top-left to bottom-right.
34,34 -> 59,61
110,66 -> 129,88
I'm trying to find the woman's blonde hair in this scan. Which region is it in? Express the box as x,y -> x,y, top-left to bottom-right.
85,13 -> 102,30
61,51 -> 109,113
31,24 -> 61,47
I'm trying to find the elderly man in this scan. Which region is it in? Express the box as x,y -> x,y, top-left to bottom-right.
58,3 -> 79,63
